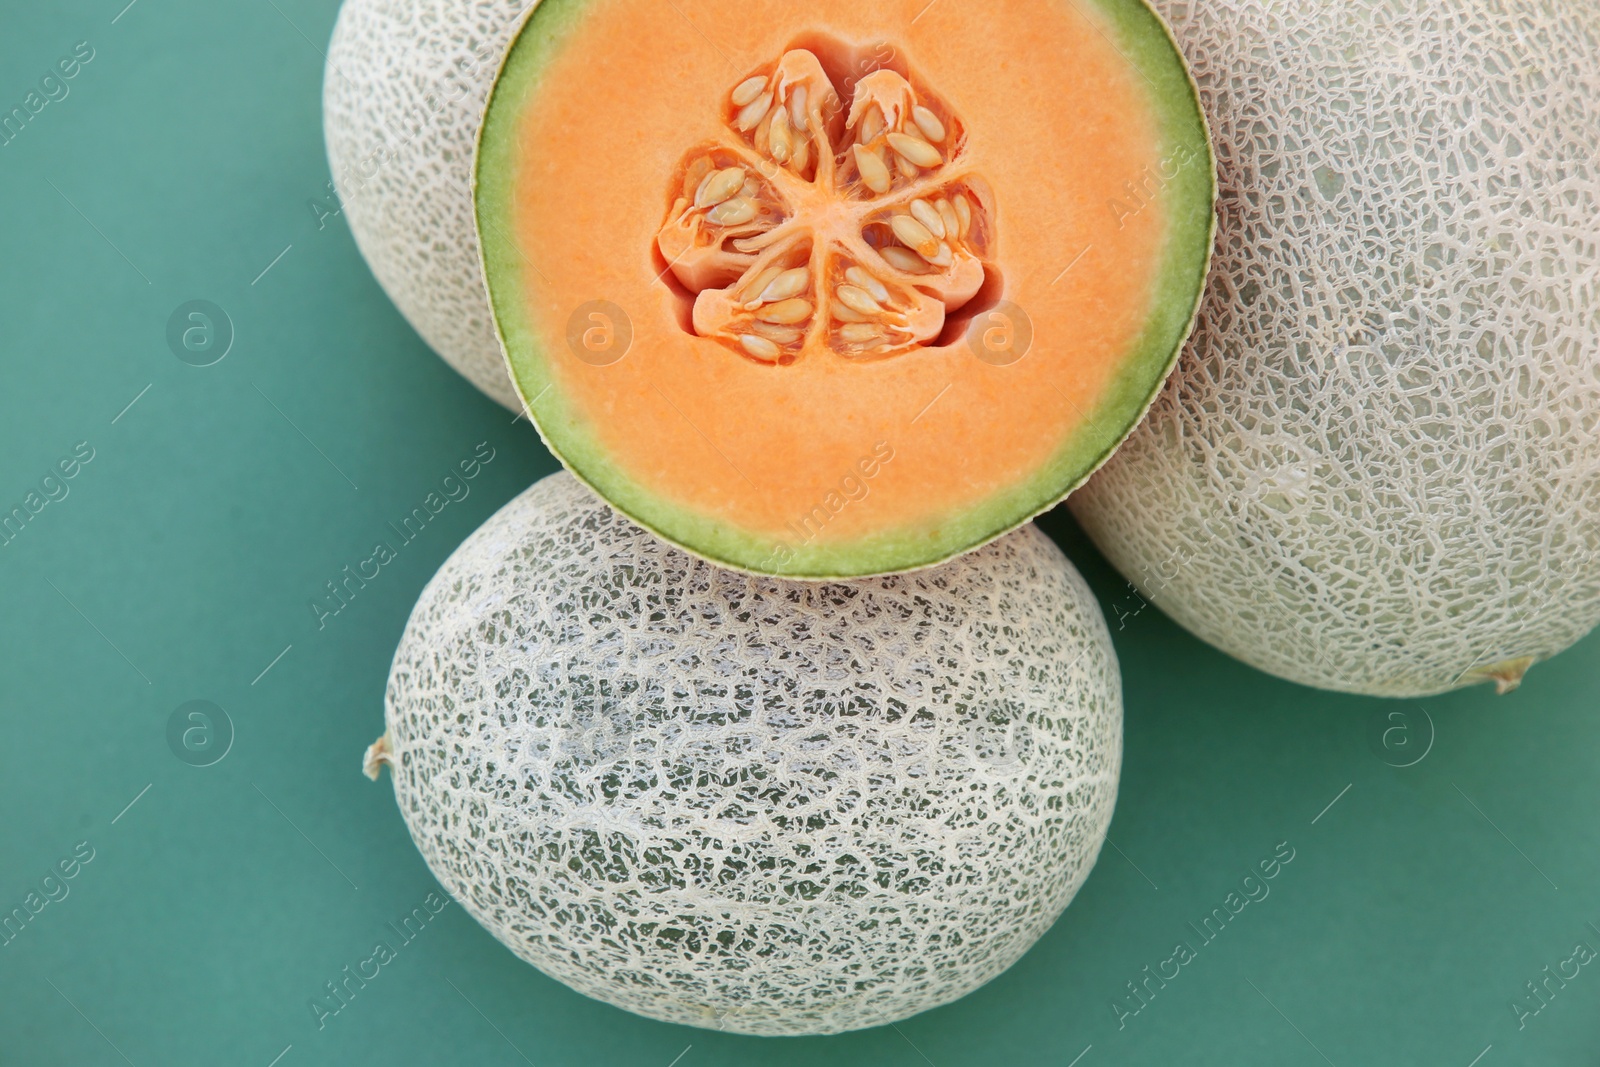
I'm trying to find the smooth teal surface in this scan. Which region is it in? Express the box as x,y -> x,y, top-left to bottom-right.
2,2 -> 1598,1065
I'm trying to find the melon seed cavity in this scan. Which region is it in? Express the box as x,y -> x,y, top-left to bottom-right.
656,43 -> 997,365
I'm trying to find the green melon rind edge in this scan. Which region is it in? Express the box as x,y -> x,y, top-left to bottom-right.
474,0 -> 1216,579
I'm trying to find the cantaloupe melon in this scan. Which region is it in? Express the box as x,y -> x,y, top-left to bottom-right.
1070,0 -> 1600,697
472,0 -> 1215,577
368,472 -> 1121,1035
324,0 -> 531,410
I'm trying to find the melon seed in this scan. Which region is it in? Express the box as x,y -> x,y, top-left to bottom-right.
910,198 -> 945,239
890,214 -> 940,257
707,197 -> 758,226
854,145 -> 892,194
887,131 -> 942,168
735,93 -> 773,131
844,266 -> 890,304
696,166 -> 746,209
879,246 -> 930,274
739,333 -> 781,359
731,76 -> 767,107
759,267 -> 810,303
953,194 -> 973,237
839,323 -> 885,343
755,298 -> 813,324
750,321 -> 803,343
836,285 -> 883,316
789,86 -> 808,132
911,105 -> 946,143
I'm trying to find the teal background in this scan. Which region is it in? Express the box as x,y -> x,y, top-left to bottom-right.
2,2 -> 1597,1065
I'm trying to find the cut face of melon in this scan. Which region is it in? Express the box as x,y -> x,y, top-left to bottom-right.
476,1 -> 1214,577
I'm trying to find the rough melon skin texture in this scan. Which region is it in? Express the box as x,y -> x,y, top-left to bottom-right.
323,0 -> 529,410
1070,0 -> 1600,698
474,0 -> 1215,578
378,473 -> 1120,1035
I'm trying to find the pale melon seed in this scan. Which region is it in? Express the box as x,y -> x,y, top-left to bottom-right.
756,298 -> 813,324
953,194 -> 973,237
839,323 -> 885,343
879,246 -> 930,274
836,285 -> 883,316
731,76 -> 768,108
759,267 -> 810,303
890,214 -> 939,257
735,93 -> 773,131
887,131 -> 942,168
844,266 -> 890,304
854,145 -> 892,194
935,198 -> 960,240
789,86 -> 808,132
707,197 -> 758,226
741,264 -> 786,304
750,321 -> 803,343
739,333 -> 781,359
769,107 -> 794,164
910,198 -> 945,239
696,167 -> 746,209
912,105 -> 946,143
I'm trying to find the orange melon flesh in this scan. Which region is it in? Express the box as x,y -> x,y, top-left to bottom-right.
476,0 -> 1214,577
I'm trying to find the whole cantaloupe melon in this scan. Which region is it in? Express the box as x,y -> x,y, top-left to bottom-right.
1070,0 -> 1600,697
323,0 -> 530,410
369,473 -> 1121,1035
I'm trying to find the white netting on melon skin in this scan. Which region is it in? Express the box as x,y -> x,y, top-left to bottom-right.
384,473 -> 1120,1035
1071,0 -> 1600,697
324,0 -> 527,410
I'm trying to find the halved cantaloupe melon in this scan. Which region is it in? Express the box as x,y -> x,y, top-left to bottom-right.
476,0 -> 1214,577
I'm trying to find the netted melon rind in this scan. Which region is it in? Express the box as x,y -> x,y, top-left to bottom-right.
323,0 -> 528,410
1071,0 -> 1600,697
384,473 -> 1121,1035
